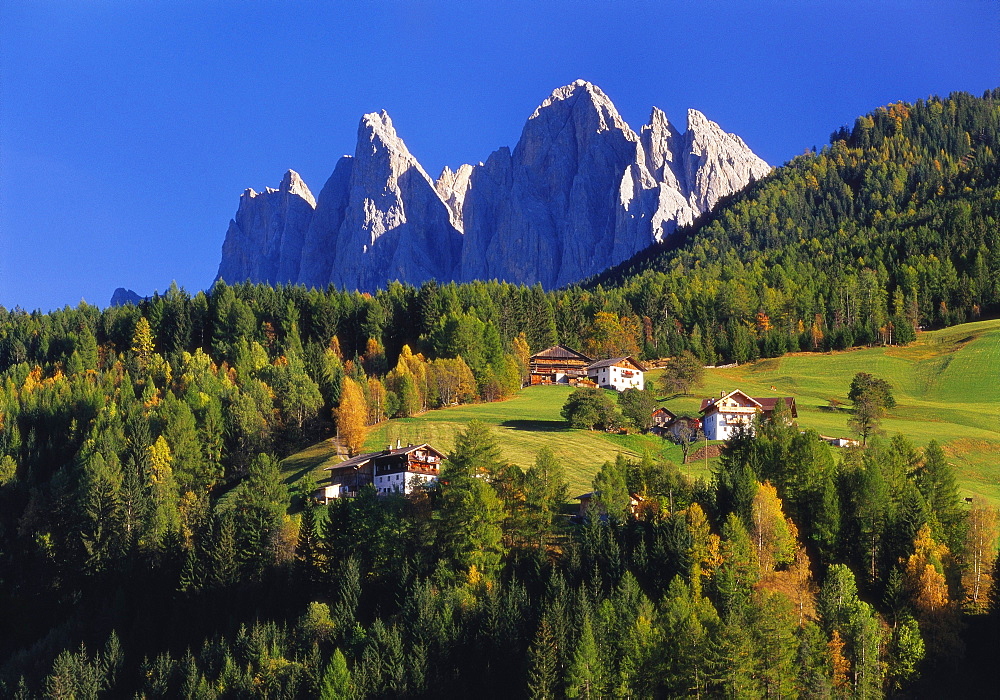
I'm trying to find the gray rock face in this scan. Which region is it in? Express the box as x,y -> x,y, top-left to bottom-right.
109,287 -> 144,306
216,170 -> 315,285
216,81 -> 770,291
292,112 -> 463,292
461,80 -> 644,287
678,108 -> 772,213
298,156 -> 354,289
435,164 -> 475,232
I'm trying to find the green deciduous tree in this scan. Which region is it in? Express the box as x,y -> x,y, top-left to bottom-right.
617,387 -> 658,432
657,350 -> 705,396
561,388 -> 620,431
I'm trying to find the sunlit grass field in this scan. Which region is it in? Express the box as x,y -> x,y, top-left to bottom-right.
654,318 -> 1000,503
284,319 -> 1000,504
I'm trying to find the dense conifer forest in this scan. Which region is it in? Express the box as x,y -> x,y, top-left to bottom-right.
1,89 -> 999,697
592,88 -> 1000,362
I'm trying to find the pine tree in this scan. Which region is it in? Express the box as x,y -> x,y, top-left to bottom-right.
591,455 -> 630,520
918,439 -> 964,550
77,451 -> 125,576
208,511 -> 238,589
527,615 -> 559,700
565,612 -> 602,699
296,505 -> 325,588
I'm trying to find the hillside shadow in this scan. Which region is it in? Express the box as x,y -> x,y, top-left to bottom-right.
501,419 -> 567,432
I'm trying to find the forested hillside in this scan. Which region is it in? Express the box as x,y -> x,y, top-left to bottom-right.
2,89 -> 999,698
591,88 -> 1000,363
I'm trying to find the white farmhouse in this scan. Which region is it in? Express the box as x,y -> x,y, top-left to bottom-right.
699,390 -> 798,441
316,442 -> 445,501
586,357 -> 645,392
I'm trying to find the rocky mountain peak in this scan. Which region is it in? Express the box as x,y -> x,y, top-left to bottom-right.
278,169 -> 316,207
640,106 -> 682,186
218,82 -> 770,293
680,108 -> 771,211
529,80 -> 635,139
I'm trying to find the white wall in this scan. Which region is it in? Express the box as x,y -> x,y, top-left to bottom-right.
374,471 -> 437,495
589,365 -> 643,391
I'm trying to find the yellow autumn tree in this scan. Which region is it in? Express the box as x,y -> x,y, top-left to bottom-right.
905,523 -> 962,661
148,435 -> 173,486
512,332 -> 531,386
828,629 -> 850,692
750,481 -> 797,573
329,335 -> 343,360
147,435 -> 179,541
336,377 -> 369,456
131,317 -> 155,373
367,377 -> 387,425
963,498 -> 999,612
388,345 -> 429,412
759,544 -> 818,625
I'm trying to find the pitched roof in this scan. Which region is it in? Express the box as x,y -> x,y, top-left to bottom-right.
700,392 -> 797,417
586,356 -> 646,371
325,452 -> 377,471
755,397 -> 798,417
652,407 -> 676,417
530,344 -> 592,361
324,443 -> 445,471
700,390 -> 762,413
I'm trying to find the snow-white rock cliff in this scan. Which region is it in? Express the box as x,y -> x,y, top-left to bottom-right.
217,81 -> 770,291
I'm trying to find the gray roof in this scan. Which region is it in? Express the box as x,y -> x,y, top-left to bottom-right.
586,356 -> 646,371
530,345 -> 592,361
324,442 -> 444,471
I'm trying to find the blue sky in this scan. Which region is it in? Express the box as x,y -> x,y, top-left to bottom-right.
1,1 -> 997,312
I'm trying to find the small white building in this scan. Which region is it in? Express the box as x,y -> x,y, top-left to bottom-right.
586,357 -> 645,392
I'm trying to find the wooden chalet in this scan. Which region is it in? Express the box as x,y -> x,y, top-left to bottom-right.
529,345 -> 593,385
651,407 -> 676,429
317,442 -> 445,501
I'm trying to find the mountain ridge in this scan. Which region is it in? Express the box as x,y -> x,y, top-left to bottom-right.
216,80 -> 770,291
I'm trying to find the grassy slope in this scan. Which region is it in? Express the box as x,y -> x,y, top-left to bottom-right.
363,387 -> 691,497
283,319 -> 1000,504
280,387 -> 690,500
655,319 -> 1000,502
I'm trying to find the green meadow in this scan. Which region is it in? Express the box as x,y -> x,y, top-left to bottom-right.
284,319 -> 1000,504
655,318 -> 1000,503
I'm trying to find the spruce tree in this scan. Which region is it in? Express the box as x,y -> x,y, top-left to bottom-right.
527,615 -> 559,699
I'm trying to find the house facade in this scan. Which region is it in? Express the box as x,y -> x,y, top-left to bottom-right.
586,356 -> 645,391
665,415 -> 702,440
651,407 -> 676,430
317,442 -> 445,501
529,345 -> 593,385
699,390 -> 797,441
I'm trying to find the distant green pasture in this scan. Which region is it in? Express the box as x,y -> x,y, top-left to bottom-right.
284,319 -> 1000,505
